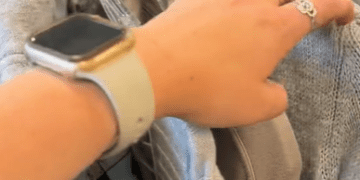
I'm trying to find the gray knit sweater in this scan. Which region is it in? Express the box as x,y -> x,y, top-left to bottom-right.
2,0 -> 360,180
270,6 -> 360,180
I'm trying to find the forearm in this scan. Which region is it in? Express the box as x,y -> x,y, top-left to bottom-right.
0,22 -> 168,179
0,69 -> 117,180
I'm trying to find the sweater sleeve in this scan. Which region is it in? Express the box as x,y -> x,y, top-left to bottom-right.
0,0 -> 62,82
339,140 -> 360,180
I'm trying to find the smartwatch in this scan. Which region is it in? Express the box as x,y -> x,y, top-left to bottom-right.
24,13 -> 155,159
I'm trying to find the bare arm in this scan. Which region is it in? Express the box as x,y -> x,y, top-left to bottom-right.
0,68 -> 117,179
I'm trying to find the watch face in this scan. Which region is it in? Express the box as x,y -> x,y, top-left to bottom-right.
32,15 -> 125,61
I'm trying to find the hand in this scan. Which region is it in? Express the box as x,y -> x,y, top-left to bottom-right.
133,0 -> 355,127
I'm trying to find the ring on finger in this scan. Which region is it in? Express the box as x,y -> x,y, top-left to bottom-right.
291,0 -> 320,30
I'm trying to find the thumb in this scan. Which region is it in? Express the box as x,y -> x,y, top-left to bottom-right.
258,79 -> 288,122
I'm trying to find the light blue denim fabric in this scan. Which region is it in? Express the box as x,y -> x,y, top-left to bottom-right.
143,112 -> 301,180
148,117 -> 224,180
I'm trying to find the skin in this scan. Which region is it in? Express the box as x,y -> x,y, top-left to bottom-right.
135,0 -> 355,127
0,0 -> 355,179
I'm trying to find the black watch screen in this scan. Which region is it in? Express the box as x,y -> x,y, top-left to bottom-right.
32,14 -> 125,61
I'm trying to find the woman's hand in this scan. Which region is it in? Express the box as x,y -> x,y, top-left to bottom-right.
134,0 -> 355,127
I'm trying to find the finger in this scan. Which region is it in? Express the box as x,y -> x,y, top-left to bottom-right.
240,0 -> 292,6
278,0 -> 294,6
259,0 -> 293,6
335,0 -> 356,25
263,0 -> 292,6
279,0 -> 355,45
257,80 -> 288,123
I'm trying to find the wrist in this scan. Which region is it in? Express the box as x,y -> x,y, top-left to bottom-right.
133,26 -> 178,119
0,68 -> 117,179
133,27 -> 165,119
35,68 -> 118,176
38,68 -> 118,152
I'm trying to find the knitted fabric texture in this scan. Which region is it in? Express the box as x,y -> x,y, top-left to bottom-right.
270,5 -> 360,180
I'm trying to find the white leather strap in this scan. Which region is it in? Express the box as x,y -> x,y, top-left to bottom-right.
75,49 -> 155,159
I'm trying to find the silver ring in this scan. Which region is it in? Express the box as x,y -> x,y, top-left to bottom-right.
291,0 -> 319,30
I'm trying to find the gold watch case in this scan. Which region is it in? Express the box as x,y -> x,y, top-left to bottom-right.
25,13 -> 135,76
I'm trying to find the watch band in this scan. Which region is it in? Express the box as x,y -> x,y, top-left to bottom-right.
75,48 -> 155,159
